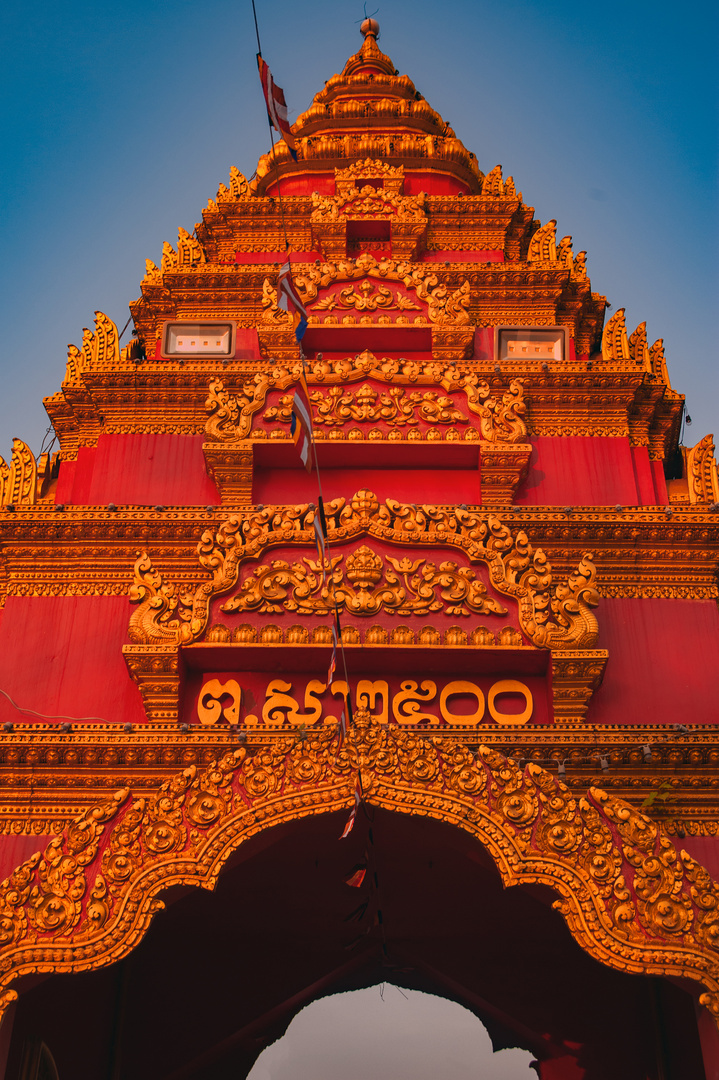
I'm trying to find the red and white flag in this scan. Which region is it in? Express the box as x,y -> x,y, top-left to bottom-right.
340,776 -> 363,839
290,369 -> 314,473
326,622 -> 338,687
314,503 -> 329,584
257,55 -> 298,160
277,259 -> 308,341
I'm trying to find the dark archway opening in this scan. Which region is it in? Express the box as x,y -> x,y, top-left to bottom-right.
6,809 -> 705,1079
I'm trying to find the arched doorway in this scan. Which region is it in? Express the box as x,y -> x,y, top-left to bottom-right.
3,807 -> 707,1079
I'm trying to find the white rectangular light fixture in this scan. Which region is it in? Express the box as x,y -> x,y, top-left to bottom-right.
161,321 -> 236,358
497,326 -> 566,363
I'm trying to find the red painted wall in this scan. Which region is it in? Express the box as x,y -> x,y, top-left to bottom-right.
0,596 -> 146,728
588,598 -> 719,725
55,434 -> 220,506
515,437 -> 668,506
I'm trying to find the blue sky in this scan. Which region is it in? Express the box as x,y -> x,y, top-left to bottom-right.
0,0 -> 717,462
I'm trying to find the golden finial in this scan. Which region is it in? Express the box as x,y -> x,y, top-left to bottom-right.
360,16 -> 380,38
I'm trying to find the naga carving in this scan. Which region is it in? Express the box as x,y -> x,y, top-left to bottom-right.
0,439 -> 37,506
528,219 -> 557,262
480,164 -> 519,199
602,308 -> 630,363
0,725 -> 717,1028
206,358 -> 527,444
161,228 -> 206,271
685,435 -> 719,505
64,311 -> 119,384
126,490 -> 599,652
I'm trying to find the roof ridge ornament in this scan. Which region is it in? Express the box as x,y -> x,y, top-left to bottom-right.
343,18 -> 397,78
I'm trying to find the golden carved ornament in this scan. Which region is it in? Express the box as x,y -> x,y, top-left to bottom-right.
557,235 -> 573,269
334,158 -> 405,195
313,280 -> 423,314
126,490 -> 600,652
264,383 -> 468,429
224,166 -> 251,199
0,439 -> 37,506
648,338 -> 671,387
64,311 -> 119,384
205,357 -> 527,444
276,253 -> 471,327
0,719 -> 717,1027
480,164 -> 520,200
685,435 -> 719,505
142,258 -> 161,285
219,544 -> 509,619
527,219 -> 557,262
311,187 -> 426,223
629,320 -> 649,369
160,228 -> 206,271
601,308 -> 630,363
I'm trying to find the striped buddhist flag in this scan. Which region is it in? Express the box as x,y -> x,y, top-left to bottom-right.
314,496 -> 329,584
340,776 -> 363,839
256,55 -> 298,160
277,259 -> 308,341
326,623 -> 338,687
290,370 -> 314,473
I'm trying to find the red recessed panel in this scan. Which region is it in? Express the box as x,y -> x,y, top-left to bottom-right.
588,597 -> 719,725
0,596 -> 146,728
55,433 -> 220,506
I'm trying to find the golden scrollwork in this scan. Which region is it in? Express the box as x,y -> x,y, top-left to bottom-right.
264,383 -> 469,429
334,159 -> 405,193
281,253 -> 471,327
0,717 -> 717,1027
316,186 -> 426,221
206,359 -> 527,444
0,439 -> 37,506
313,280 -> 422,313
219,544 -> 508,619
260,277 -> 291,325
125,490 -> 599,652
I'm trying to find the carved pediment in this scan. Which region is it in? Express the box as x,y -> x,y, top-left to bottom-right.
126,491 -> 599,652
123,493 -> 606,723
204,358 -> 527,444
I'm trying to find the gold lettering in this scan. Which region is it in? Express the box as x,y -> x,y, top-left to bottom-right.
439,680 -> 485,725
356,680 -> 389,724
262,679 -> 329,726
392,680 -> 438,725
262,679 -> 298,727
487,680 -> 533,726
304,679 -> 327,725
197,678 -> 242,726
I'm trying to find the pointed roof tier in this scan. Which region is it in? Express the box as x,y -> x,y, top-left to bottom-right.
252,20 -> 482,196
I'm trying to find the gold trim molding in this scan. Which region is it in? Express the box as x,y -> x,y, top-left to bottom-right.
0,713 -> 717,1027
